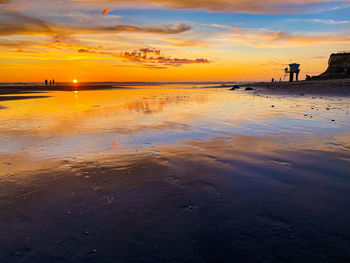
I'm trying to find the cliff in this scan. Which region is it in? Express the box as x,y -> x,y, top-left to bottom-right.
315,52 -> 350,79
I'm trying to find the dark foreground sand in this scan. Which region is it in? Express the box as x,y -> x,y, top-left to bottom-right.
1,136 -> 350,263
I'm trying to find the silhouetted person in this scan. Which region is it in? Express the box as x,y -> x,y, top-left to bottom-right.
271,78 -> 274,83
45,79 -> 48,86
50,80 -> 52,86
53,79 -> 55,86
279,77 -> 282,82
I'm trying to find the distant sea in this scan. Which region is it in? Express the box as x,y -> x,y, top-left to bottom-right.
0,81 -> 244,87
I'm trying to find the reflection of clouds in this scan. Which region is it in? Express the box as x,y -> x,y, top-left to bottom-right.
124,95 -> 208,115
4,132 -> 350,186
156,133 -> 350,181
125,100 -> 159,115
0,89 -> 211,160
0,93 -> 207,139
0,88 -> 349,164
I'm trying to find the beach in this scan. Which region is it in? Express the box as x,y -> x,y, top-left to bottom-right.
1,78 -> 350,98
2,0 -> 350,260
244,78 -> 350,96
0,82 -> 349,262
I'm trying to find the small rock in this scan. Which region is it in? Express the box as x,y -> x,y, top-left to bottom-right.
271,105 -> 275,108
245,87 -> 254,91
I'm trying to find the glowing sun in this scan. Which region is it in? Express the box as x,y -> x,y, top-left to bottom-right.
73,79 -> 78,84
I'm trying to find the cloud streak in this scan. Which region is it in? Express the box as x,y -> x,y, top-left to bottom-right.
309,18 -> 350,24
217,25 -> 350,47
0,9 -> 191,36
0,9 -> 52,35
68,0 -> 350,14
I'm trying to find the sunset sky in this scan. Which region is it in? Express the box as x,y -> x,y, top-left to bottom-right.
0,0 -> 349,82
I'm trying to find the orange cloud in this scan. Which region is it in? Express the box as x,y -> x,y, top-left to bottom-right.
1,5 -> 23,10
44,34 -> 82,49
78,47 -> 210,68
102,8 -> 112,15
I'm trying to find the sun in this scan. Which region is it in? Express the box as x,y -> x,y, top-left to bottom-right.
73,79 -> 78,84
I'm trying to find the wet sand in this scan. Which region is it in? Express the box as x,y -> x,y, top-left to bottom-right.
1,78 -> 349,99
2,136 -> 350,263
0,84 -> 123,97
0,84 -> 350,262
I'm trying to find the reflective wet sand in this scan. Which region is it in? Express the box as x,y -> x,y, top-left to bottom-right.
0,85 -> 350,262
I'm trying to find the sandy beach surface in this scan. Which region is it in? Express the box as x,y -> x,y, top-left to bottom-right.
244,78 -> 350,96
1,78 -> 349,99
0,82 -> 350,262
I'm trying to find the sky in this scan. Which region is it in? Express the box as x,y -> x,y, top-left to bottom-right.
0,0 -> 350,82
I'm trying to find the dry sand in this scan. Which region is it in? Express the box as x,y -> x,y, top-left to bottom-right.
242,78 -> 350,96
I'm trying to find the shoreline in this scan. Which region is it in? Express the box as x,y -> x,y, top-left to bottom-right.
0,78 -> 349,97
0,84 -> 124,93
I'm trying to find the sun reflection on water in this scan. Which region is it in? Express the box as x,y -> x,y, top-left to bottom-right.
0,85 -> 349,175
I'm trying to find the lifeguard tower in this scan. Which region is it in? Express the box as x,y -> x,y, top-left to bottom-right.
284,63 -> 300,82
